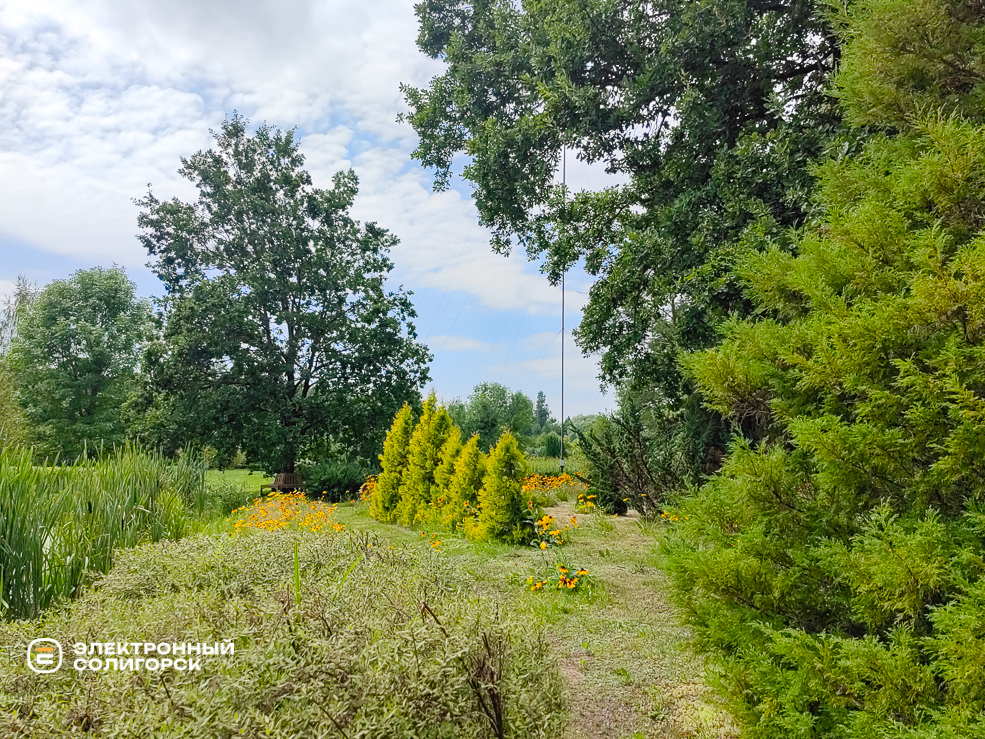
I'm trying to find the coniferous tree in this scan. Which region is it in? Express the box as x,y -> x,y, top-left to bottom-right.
433,426 -> 462,507
667,1 -> 985,735
474,432 -> 529,543
396,393 -> 454,526
370,403 -> 415,523
445,433 -> 486,529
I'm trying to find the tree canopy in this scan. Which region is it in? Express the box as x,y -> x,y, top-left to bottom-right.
447,382 -> 535,450
8,268 -> 150,460
137,115 -> 431,473
402,0 -> 842,393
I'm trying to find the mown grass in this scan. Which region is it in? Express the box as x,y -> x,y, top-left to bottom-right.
333,501 -> 737,739
0,529 -> 567,738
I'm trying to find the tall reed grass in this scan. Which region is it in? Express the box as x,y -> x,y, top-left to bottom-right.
0,445 -> 203,620
526,455 -> 585,476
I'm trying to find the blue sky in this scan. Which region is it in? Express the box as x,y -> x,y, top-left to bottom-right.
0,0 -> 618,417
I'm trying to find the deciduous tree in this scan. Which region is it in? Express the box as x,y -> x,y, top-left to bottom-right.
137,116 -> 430,473
9,268 -> 150,460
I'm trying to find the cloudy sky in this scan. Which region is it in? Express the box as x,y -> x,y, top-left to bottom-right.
0,0 -> 617,417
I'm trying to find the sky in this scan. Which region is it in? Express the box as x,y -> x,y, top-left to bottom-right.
0,0 -> 620,417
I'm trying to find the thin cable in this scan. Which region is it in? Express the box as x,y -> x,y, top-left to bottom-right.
560,146 -> 566,473
508,329 -> 561,394
470,288 -> 524,390
498,283 -> 538,373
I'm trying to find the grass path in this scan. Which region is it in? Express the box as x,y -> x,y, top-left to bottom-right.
333,499 -> 737,739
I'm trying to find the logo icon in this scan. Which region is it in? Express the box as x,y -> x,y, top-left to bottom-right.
27,639 -> 62,673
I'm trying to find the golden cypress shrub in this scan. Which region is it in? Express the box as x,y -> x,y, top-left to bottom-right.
369,403 -> 414,523
432,427 -> 462,508
395,393 -> 454,526
444,433 -> 486,530
473,432 -> 530,543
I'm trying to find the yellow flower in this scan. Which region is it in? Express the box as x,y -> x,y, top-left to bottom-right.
540,542 -> 547,550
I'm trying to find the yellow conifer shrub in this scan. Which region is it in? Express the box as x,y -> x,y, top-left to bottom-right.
369,403 -> 414,523
432,426 -> 462,508
445,433 -> 486,530
473,432 -> 531,543
395,392 -> 454,526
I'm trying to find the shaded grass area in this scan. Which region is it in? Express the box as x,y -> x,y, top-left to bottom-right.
333,501 -> 737,739
0,530 -> 565,738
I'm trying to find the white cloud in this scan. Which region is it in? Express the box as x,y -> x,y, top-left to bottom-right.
0,0 -> 614,412
0,279 -> 15,303
427,335 -> 494,352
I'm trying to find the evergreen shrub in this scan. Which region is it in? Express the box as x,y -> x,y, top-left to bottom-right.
369,403 -> 414,522
666,1 -> 985,735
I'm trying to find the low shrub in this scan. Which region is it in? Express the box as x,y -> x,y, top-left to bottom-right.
0,531 -> 567,738
299,456 -> 375,502
204,480 -> 256,515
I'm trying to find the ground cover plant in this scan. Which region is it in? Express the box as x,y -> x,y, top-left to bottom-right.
334,495 -> 738,738
0,527 -> 567,738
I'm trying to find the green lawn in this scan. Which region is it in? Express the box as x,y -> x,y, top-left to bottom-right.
204,467 -> 271,492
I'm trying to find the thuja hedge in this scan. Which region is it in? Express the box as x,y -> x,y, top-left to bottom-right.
665,1 -> 985,736
369,393 -> 539,543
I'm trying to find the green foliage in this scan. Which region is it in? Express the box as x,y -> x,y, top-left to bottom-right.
534,390 -> 555,432
0,278 -> 36,450
0,359 -> 28,452
0,531 -> 567,737
299,455 -> 375,503
576,388 -> 723,517
373,400 -> 541,545
836,0 -> 985,129
136,115 -> 430,473
448,382 -> 536,451
543,432 -> 562,458
370,403 -> 415,523
203,479 -> 256,516
0,445 -> 202,620
8,268 -> 151,461
402,0 -> 842,409
432,425 -> 462,505
444,433 -> 486,529
396,394 -> 455,526
667,1 -> 985,735
475,432 -> 532,544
